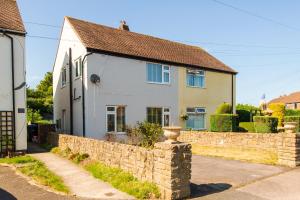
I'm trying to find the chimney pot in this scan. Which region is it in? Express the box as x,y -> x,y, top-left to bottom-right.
119,20 -> 130,31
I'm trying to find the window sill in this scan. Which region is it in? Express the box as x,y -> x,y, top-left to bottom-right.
61,85 -> 66,89
186,85 -> 206,89
106,132 -> 127,135
147,81 -> 171,86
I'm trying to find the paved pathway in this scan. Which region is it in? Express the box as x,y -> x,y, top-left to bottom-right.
0,165 -> 89,200
190,155 -> 288,198
30,152 -> 134,199
196,168 -> 300,200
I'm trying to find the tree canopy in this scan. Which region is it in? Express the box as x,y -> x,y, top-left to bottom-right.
27,72 -> 53,122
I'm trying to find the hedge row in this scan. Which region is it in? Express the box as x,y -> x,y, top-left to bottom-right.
284,116 -> 300,132
210,114 -> 238,132
253,116 -> 278,133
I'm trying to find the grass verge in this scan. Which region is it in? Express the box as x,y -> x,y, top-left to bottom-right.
0,155 -> 69,193
192,144 -> 278,165
51,147 -> 160,199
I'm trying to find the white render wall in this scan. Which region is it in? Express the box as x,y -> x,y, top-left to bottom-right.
53,19 -> 87,135
85,54 -> 179,139
0,34 -> 27,150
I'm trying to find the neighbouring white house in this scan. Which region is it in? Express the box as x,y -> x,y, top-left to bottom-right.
0,0 -> 27,154
53,17 -> 237,139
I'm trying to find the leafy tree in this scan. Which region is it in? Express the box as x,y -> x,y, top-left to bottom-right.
27,72 -> 53,122
215,103 -> 232,114
27,108 -> 42,123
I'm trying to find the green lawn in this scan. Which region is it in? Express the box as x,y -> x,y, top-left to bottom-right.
192,144 -> 278,165
0,155 -> 69,193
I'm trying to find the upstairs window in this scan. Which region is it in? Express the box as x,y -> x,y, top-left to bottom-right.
147,63 -> 170,84
61,67 -> 67,87
187,69 -> 205,88
75,57 -> 82,78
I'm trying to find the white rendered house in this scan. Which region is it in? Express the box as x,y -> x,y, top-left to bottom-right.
0,0 -> 27,154
53,17 -> 236,139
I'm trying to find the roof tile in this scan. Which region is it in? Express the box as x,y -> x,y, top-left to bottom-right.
66,17 -> 236,74
0,0 -> 25,33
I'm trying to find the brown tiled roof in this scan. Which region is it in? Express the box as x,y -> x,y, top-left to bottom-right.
0,0 -> 25,33
269,92 -> 300,104
66,17 -> 236,74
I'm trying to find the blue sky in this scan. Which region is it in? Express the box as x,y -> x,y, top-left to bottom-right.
18,0 -> 300,105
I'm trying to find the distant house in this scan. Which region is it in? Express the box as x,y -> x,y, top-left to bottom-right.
0,0 -> 27,154
269,92 -> 300,110
53,17 -> 237,139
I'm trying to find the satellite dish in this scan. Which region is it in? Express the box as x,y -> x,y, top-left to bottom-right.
90,74 -> 100,84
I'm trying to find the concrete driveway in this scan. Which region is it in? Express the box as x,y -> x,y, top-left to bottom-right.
190,155 -> 288,199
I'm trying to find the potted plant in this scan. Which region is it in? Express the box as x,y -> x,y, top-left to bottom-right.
180,114 -> 189,121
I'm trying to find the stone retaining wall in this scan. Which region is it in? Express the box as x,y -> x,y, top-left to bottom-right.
179,131 -> 300,167
47,132 -> 191,200
179,131 -> 281,151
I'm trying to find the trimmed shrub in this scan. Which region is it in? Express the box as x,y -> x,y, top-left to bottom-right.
215,103 -> 232,114
236,104 -> 261,122
253,116 -> 278,133
239,122 -> 255,132
210,114 -> 238,132
268,103 -> 285,127
285,109 -> 300,116
284,116 -> 300,132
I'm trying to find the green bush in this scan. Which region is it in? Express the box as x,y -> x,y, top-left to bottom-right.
210,114 -> 238,132
215,103 -> 232,114
236,104 -> 261,122
253,116 -> 278,133
284,116 -> 300,132
268,103 -> 285,127
127,121 -> 163,148
285,109 -> 300,116
239,122 -> 255,132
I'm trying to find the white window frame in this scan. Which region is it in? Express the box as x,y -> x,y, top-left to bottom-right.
186,69 -> 205,88
186,107 -> 206,130
74,57 -> 82,79
106,106 -> 126,134
61,67 -> 67,88
146,107 -> 171,126
146,62 -> 171,85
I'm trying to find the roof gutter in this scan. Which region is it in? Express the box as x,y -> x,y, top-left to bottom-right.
81,52 -> 93,137
1,31 -> 16,152
87,47 -> 238,75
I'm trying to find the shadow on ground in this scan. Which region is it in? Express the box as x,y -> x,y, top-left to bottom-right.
27,142 -> 49,154
190,182 -> 232,198
0,188 -> 17,200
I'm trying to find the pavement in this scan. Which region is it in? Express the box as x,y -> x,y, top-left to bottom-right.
0,165 -> 90,200
191,155 -> 300,200
30,152 -> 134,199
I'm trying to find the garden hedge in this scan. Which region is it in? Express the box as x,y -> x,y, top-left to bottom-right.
284,116 -> 300,132
253,116 -> 278,133
210,114 -> 238,132
239,122 -> 255,132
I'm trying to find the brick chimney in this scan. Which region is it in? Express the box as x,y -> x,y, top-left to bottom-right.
119,20 -> 130,31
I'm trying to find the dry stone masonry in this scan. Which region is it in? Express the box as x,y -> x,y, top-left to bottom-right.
179,131 -> 300,167
47,132 -> 191,200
